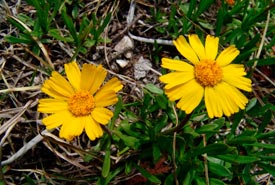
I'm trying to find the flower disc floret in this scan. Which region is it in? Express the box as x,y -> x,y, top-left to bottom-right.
194,60 -> 223,87
68,91 -> 95,116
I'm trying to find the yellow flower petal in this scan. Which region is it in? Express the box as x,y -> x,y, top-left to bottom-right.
188,34 -> 206,60
173,35 -> 199,64
59,116 -> 84,141
216,45 -> 240,66
222,64 -> 252,92
161,58 -> 194,71
91,107 -> 113,125
176,79 -> 204,114
205,87 -> 223,118
160,71 -> 194,90
80,64 -> 107,94
85,116 -> 103,140
42,110 -> 72,129
221,82 -> 249,110
38,98 -> 67,113
41,81 -> 69,100
95,90 -> 118,107
65,61 -> 81,90
42,71 -> 74,98
205,35 -> 219,60
97,77 -> 123,94
215,83 -> 240,116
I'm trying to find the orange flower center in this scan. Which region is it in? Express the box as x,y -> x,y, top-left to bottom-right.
194,60 -> 223,87
68,91 -> 95,117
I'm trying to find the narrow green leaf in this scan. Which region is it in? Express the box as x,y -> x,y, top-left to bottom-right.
133,163 -> 161,184
245,98 -> 257,112
216,154 -> 260,164
215,7 -> 224,36
227,136 -> 257,145
245,142 -> 275,150
5,35 -> 33,44
112,130 -> 140,149
102,139 -> 111,178
48,29 -> 73,42
195,143 -> 235,156
256,131 -> 275,140
61,8 -> 79,46
144,83 -> 164,95
208,161 -> 233,178
209,178 -> 226,185
258,163 -> 275,177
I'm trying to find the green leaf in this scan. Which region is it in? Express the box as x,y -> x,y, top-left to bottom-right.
195,0 -> 215,18
48,29 -> 73,42
258,163 -> 275,177
5,35 -> 33,44
195,143 -> 235,156
227,136 -> 257,145
61,8 -> 79,46
215,7 -> 225,36
256,131 -> 275,140
245,98 -> 257,112
183,170 -> 195,185
102,139 -> 111,178
208,161 -> 233,178
144,83 -> 164,95
244,142 -> 275,150
133,163 -> 161,184
209,178 -> 226,185
155,95 -> 168,109
195,123 -> 221,134
112,130 -> 140,149
216,154 -> 260,164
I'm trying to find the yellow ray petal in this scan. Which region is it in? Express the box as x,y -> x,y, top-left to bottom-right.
165,83 -> 187,101
173,35 -> 199,64
205,87 -> 223,118
41,82 -> 69,100
95,90 -> 118,107
91,107 -> 113,125
216,82 -> 240,116
97,77 -> 123,94
176,79 -> 204,114
64,61 -> 81,90
216,45 -> 240,66
160,71 -> 194,89
80,64 -> 107,94
188,34 -> 206,60
221,82 -> 249,110
38,98 -> 67,113
205,35 -> 219,60
59,116 -> 84,141
84,116 -> 103,140
43,71 -> 74,98
42,110 -> 72,130
222,64 -> 252,92
161,58 -> 194,71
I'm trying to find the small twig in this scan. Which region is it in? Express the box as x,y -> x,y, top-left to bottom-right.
203,134 -> 209,185
0,85 -> 41,93
1,129 -> 50,166
252,10 -> 270,70
172,105 -> 179,185
128,32 -> 173,46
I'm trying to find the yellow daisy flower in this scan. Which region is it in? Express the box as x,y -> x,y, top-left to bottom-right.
159,34 -> 252,118
38,61 -> 123,141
